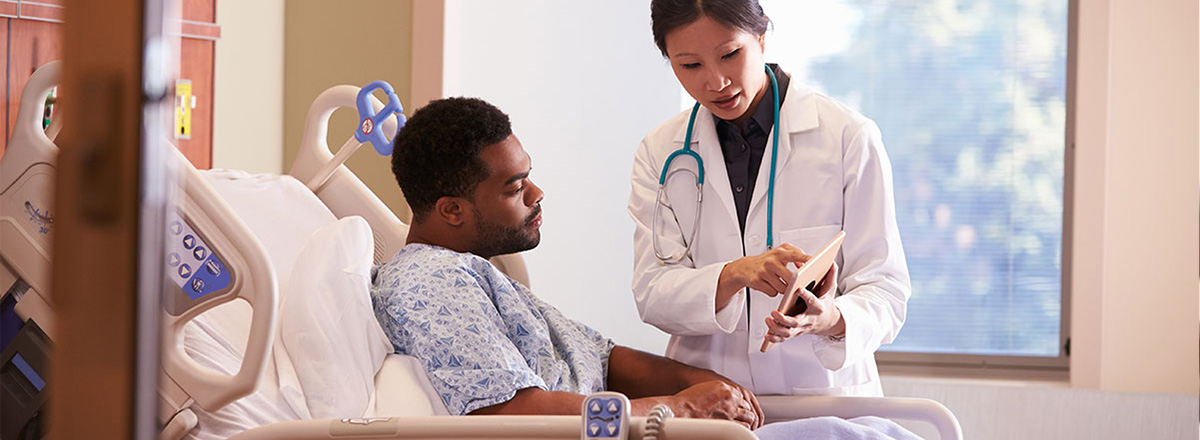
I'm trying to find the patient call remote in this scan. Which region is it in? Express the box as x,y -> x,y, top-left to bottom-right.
582,392 -> 630,440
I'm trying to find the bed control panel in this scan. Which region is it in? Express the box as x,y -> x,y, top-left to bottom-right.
582,392 -> 630,440
164,211 -> 234,316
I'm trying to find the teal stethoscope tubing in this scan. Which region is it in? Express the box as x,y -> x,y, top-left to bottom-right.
653,65 -> 781,264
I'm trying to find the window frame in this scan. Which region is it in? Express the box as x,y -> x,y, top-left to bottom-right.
875,0 -> 1078,379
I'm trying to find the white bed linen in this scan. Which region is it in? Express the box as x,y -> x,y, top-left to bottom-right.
182,170 -> 445,439
368,354 -> 451,417
276,216 -> 392,419
182,170 -> 337,439
199,169 -> 337,297
183,312 -> 300,440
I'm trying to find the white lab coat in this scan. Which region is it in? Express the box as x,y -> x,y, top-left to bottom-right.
627,77 -> 910,396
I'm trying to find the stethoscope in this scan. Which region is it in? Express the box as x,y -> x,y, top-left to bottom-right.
653,65 -> 781,264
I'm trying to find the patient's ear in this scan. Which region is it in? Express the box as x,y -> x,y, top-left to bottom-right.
434,196 -> 469,227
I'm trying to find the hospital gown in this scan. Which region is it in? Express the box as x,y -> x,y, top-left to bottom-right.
370,243 -> 615,416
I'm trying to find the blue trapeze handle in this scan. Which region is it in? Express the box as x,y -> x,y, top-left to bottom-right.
355,80 -> 407,155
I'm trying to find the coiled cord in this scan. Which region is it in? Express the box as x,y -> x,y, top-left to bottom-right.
643,404 -> 674,440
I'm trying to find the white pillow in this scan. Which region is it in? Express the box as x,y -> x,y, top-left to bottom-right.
274,216 -> 392,419
366,354 -> 451,417
200,169 -> 338,298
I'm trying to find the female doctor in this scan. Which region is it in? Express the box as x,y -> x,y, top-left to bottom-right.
628,0 -> 910,397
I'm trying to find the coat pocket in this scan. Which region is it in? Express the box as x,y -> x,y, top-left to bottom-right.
777,224 -> 842,255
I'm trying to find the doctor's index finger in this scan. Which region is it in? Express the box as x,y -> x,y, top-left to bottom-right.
769,244 -> 812,264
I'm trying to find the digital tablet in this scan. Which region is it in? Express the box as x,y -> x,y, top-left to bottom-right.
760,230 -> 845,353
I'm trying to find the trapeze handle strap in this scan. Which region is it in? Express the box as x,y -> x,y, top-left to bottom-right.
659,102 -> 706,185
765,65 -> 780,249
354,80 -> 407,155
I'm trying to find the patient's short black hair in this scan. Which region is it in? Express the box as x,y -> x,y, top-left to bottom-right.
391,97 -> 512,222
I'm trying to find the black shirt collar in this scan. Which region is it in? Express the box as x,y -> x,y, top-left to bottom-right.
714,63 -> 790,134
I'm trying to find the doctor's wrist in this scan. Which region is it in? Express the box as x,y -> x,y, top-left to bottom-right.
818,308 -> 847,339
715,263 -> 746,311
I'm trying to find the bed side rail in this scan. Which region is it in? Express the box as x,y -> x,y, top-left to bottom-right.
758,395 -> 963,440
228,415 -> 755,440
159,147 -> 278,435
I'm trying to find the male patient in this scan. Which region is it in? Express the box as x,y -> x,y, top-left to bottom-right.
370,97 -> 763,429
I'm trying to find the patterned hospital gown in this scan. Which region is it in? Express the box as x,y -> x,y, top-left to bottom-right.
370,243 -> 616,415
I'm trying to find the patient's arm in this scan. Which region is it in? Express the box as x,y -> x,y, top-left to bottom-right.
467,387 -> 589,416
607,345 -> 762,428
469,384 -> 762,430
606,345 -> 727,397
471,346 -> 763,430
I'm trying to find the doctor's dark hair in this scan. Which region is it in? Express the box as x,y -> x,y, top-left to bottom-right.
390,97 -> 512,222
650,0 -> 771,58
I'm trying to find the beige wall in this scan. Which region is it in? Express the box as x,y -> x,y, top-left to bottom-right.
1071,0 -> 1199,394
212,0 -> 285,173
283,0 -> 414,218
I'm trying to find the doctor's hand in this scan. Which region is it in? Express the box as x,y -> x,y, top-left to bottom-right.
666,380 -> 763,430
764,262 -> 846,343
717,244 -> 811,311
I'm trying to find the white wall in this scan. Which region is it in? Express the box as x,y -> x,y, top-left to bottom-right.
211,0 -> 285,173
444,0 -> 682,353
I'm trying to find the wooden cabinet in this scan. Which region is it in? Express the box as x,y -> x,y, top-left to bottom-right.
0,0 -> 219,169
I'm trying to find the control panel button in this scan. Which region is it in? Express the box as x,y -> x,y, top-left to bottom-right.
193,246 -> 207,260
191,278 -> 205,294
205,259 -> 222,276
168,253 -> 180,267
178,264 -> 192,279
182,235 -> 196,249
170,221 -> 183,235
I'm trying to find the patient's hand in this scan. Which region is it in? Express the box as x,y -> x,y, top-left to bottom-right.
668,380 -> 763,430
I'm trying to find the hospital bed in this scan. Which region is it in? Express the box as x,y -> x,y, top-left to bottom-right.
0,61 -> 963,440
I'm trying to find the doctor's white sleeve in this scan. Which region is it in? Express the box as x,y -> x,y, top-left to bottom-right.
812,120 -> 912,371
627,137 -> 744,337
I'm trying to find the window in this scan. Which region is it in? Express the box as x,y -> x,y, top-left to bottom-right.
760,0 -> 1070,367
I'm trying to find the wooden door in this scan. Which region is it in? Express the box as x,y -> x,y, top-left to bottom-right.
178,0 -> 218,169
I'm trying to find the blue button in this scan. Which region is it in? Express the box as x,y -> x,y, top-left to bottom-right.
191,278 -> 205,293
605,421 -> 619,436
183,235 -> 195,249
606,399 -> 621,413
587,422 -> 602,437
588,400 -> 602,415
168,253 -> 180,267
206,259 -> 222,276
193,246 -> 207,260
178,264 -> 192,278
